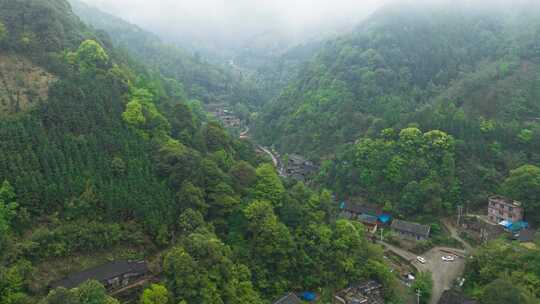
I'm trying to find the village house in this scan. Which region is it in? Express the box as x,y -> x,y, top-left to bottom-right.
358,214 -> 379,233
206,104 -> 241,128
487,195 -> 523,224
333,281 -> 384,304
390,219 -> 431,241
273,292 -> 302,304
339,201 -> 392,231
284,154 -> 319,182
50,260 -> 149,291
340,201 -> 381,219
220,115 -> 241,128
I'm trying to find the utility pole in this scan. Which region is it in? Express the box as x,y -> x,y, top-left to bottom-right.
457,205 -> 463,226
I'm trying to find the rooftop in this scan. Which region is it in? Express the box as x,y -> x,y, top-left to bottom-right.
342,201 -> 382,216
273,292 -> 302,304
335,281 -> 384,304
50,260 -> 148,289
358,214 -> 379,225
391,219 -> 431,237
489,195 -> 521,207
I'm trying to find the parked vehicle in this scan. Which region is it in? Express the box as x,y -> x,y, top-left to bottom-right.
416,256 -> 426,264
442,255 -> 455,262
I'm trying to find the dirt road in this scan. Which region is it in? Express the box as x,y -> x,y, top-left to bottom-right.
257,145 -> 279,168
442,219 -> 473,252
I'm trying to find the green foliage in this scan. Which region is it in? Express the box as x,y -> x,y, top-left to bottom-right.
163,233 -> 263,304
70,0 -> 260,107
176,182 -> 207,216
412,272 -> 433,304
122,100 -> 145,126
480,279 -> 529,304
26,221 -> 143,259
0,181 -> 18,242
464,240 -> 540,300
325,128 -> 457,217
501,165 -> 540,224
122,88 -> 171,141
253,164 -> 285,207
0,261 -> 32,304
141,284 -> 169,304
72,40 -> 109,72
254,2 -> 540,214
243,200 -> 295,296
229,161 -> 257,193
41,280 -> 119,304
0,20 -> 7,43
518,129 -> 534,143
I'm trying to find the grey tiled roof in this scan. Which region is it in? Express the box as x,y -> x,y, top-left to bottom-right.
50,260 -> 148,289
273,292 -> 302,304
391,219 -> 430,237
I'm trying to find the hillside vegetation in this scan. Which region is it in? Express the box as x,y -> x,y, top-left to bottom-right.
255,1 -> 540,214
0,1 -> 397,303
68,0 -> 261,107
0,53 -> 55,115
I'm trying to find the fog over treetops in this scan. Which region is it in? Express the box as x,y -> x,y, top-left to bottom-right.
80,0 -> 383,50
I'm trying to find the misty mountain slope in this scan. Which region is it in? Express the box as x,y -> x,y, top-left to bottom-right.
248,39 -> 325,103
0,0 -> 176,226
254,1 -> 540,157
68,0 -> 261,106
0,0 -> 254,292
0,2 -> 400,303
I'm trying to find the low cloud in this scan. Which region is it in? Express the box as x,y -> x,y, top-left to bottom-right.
81,0 -> 384,47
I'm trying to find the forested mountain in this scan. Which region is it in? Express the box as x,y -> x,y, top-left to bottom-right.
249,40 -> 324,104
68,0 -> 261,107
255,1 -> 540,215
0,1 -> 396,303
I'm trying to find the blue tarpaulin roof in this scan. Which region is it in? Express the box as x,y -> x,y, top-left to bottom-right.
301,292 -> 316,301
339,201 -> 346,209
509,221 -> 528,232
499,220 -> 512,228
378,214 -> 391,223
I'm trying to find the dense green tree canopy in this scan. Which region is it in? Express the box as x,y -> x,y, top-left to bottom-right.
140,284 -> 169,304
41,280 -> 119,304
501,165 -> 540,224
465,239 -> 540,300
72,39 -> 109,72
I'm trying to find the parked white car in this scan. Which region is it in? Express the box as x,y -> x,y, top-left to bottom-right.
442,255 -> 455,262
416,256 -> 426,264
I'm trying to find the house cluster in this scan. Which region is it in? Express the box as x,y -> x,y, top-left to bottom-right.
283,154 -> 319,182
333,280 -> 385,304
340,201 -> 390,233
207,103 -> 241,128
50,260 -> 149,292
273,281 -> 385,304
340,200 -> 431,241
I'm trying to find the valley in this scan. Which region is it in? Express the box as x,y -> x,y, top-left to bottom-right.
0,1 -> 539,304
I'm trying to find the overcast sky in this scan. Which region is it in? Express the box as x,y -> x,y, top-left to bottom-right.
80,0 -> 385,48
